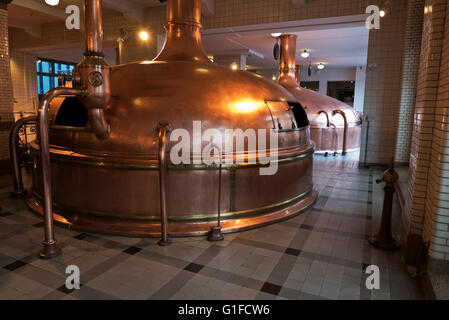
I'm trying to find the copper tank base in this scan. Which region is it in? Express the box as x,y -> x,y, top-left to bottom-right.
26,191 -> 317,237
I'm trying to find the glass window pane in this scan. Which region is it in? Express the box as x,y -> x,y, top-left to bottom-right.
54,77 -> 59,88
41,61 -> 51,73
36,60 -> 41,73
37,75 -> 42,94
69,65 -> 75,71
42,76 -> 51,93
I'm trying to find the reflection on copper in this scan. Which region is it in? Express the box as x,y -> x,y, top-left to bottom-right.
278,34 -> 362,154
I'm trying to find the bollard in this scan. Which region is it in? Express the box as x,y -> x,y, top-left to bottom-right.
368,159 -> 400,250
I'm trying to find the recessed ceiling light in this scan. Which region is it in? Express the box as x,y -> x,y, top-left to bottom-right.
45,0 -> 60,6
231,62 -> 239,70
271,33 -> 282,38
380,10 -> 386,17
301,50 -> 310,58
317,63 -> 325,70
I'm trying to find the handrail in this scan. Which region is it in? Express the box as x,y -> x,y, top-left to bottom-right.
329,123 -> 338,157
9,115 -> 38,198
206,144 -> 224,241
39,87 -> 84,259
317,110 -> 334,156
317,110 -> 330,127
332,110 -> 348,156
157,121 -> 171,246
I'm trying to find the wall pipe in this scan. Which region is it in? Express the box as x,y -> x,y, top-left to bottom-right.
9,115 -> 38,198
158,121 -> 171,246
332,110 -> 348,156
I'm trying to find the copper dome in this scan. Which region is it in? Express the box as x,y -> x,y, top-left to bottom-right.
26,0 -> 317,240
278,34 -> 362,155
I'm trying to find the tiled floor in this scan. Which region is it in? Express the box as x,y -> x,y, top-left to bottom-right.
0,154 -> 424,300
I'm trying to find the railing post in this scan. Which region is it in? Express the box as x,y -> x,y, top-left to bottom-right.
38,88 -> 84,259
157,121 -> 171,246
207,144 -> 224,242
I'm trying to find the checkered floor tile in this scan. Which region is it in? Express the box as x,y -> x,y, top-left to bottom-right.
0,153 -> 424,300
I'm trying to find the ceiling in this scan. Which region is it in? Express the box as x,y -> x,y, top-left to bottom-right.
202,26 -> 369,70
9,1 -> 368,70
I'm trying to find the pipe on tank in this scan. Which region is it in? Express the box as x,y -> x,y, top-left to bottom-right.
278,35 -> 298,88
317,110 -> 330,127
296,65 -> 301,86
9,115 -> 38,198
38,0 -> 111,259
278,34 -> 298,90
333,110 -> 348,156
76,0 -> 111,140
85,0 -> 103,54
156,0 -> 208,62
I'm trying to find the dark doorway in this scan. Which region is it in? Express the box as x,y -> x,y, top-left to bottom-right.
327,81 -> 355,106
300,81 -> 319,92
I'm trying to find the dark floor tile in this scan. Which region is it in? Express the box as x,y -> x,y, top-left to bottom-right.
300,224 -> 314,231
0,212 -> 13,217
32,222 -> 45,228
57,283 -> 83,294
74,233 -> 89,240
123,246 -> 142,255
285,248 -> 301,256
184,262 -> 204,274
260,282 -> 282,296
4,260 -> 27,271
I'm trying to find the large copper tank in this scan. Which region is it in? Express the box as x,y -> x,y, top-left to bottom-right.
278,35 -> 362,155
27,0 -> 317,237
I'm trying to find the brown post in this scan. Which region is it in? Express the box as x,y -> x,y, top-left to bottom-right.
208,145 -> 224,242
158,121 -> 171,246
369,159 -> 400,250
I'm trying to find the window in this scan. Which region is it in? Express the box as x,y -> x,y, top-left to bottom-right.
36,58 -> 77,99
300,81 -> 320,92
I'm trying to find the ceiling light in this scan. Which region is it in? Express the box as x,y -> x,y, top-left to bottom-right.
301,50 -> 310,59
231,62 -> 239,71
139,31 -> 149,41
271,33 -> 282,38
317,63 -> 325,70
272,75 -> 277,81
45,0 -> 59,5
379,10 -> 386,17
